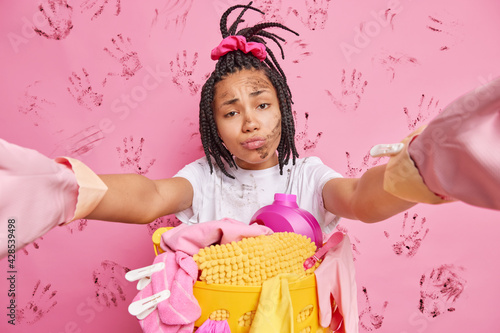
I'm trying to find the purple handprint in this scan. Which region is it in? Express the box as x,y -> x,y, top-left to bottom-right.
170,50 -> 202,96
345,151 -> 385,178
294,111 -> 323,155
18,81 -> 56,127
81,0 -> 121,21
254,0 -> 286,23
104,34 -> 142,80
93,260 -> 130,308
373,52 -> 419,82
359,286 -> 388,331
146,216 -> 182,236
384,212 -> 429,258
61,126 -> 105,156
17,280 -> 58,324
67,68 -> 104,110
426,14 -> 463,51
326,69 -> 368,113
403,94 -> 441,130
34,0 -> 73,40
287,39 -> 313,65
382,7 -> 398,31
289,0 -> 332,31
419,264 -> 466,318
116,136 -> 156,175
153,0 -> 194,34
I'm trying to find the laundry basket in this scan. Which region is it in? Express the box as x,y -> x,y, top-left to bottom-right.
152,227 -> 328,333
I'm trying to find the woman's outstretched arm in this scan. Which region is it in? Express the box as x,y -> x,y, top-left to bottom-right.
323,164 -> 417,223
85,175 -> 193,224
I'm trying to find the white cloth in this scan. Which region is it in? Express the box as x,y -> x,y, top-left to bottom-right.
174,156 -> 343,233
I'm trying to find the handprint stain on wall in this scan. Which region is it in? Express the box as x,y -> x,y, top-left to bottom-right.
286,39 -> 313,71
403,94 -> 441,130
326,69 -> 368,113
289,0 -> 332,31
67,68 -> 104,110
170,51 -> 201,95
60,126 -> 105,156
104,34 -> 142,80
425,14 -> 464,51
383,8 -> 397,30
34,0 -> 74,40
384,212 -> 429,257
294,111 -> 323,154
152,0 -> 194,34
147,216 -> 182,236
116,136 -> 157,175
18,81 -> 56,127
419,264 -> 466,318
254,0 -> 286,23
359,286 -> 388,331
93,260 -> 130,308
345,151 -> 385,178
17,280 -> 58,325
372,53 -> 419,82
81,0 -> 121,21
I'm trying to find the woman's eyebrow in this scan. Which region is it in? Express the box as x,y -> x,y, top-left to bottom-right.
249,89 -> 270,97
220,97 -> 239,107
219,89 -> 271,108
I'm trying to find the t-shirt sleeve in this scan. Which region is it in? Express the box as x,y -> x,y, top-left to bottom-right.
173,157 -> 208,224
294,156 -> 343,234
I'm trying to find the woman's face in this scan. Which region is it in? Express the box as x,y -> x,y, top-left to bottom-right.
212,68 -> 282,170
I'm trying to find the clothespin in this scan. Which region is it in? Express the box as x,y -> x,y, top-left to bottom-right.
128,289 -> 171,320
125,262 -> 165,290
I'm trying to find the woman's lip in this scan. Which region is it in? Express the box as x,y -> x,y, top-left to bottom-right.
241,138 -> 266,149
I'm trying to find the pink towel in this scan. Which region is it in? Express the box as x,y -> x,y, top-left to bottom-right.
155,252 -> 200,325
133,251 -> 200,332
315,234 -> 359,333
408,76 -> 500,210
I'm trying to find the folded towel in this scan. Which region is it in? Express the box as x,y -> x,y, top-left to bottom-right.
133,251 -> 200,332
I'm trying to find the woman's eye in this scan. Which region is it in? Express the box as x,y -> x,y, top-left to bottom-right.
224,111 -> 237,118
257,103 -> 269,110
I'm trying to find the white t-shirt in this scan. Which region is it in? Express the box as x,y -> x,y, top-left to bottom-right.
174,156 -> 343,233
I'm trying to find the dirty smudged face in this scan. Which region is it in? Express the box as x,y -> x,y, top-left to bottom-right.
213,69 -> 282,170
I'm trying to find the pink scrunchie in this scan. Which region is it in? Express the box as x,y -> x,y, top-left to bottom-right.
211,35 -> 267,61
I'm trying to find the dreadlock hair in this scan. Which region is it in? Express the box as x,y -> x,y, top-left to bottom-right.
199,2 -> 300,179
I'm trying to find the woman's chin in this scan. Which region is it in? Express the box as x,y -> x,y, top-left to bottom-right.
234,154 -> 279,170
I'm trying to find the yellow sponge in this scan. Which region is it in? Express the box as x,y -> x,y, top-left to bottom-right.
193,232 -> 319,286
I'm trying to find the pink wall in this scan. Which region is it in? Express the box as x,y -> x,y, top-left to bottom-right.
1,0 -> 499,332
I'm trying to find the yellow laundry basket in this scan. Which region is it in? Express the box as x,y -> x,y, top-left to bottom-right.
152,227 -> 328,333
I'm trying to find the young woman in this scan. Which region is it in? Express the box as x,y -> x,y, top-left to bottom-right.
85,4 -> 415,231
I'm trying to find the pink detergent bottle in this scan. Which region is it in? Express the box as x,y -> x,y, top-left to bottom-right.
250,193 -> 323,248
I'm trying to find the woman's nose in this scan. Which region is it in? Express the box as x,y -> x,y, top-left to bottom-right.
242,111 -> 259,132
